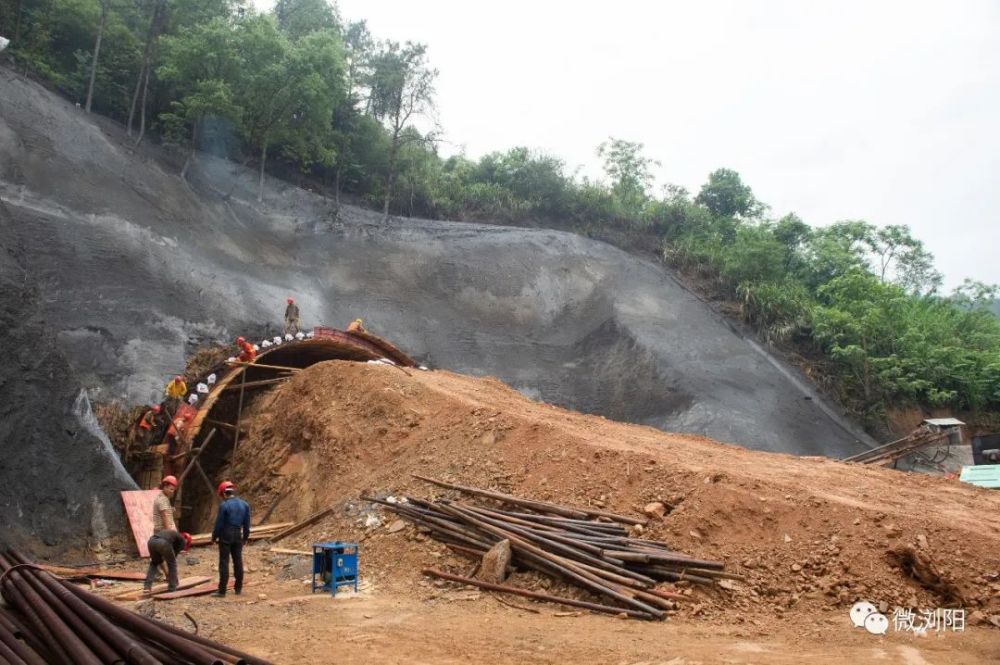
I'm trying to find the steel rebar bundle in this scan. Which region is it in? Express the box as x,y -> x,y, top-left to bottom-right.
365,476 -> 734,621
0,550 -> 273,665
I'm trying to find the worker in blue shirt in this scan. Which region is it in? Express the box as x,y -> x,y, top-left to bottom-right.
211,480 -> 251,597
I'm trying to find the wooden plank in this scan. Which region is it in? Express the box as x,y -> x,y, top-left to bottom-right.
153,579 -> 257,601
121,490 -> 162,558
226,361 -> 301,373
221,377 -> 290,391
187,522 -> 296,547
38,565 -> 147,580
269,507 -> 336,543
112,576 -> 212,601
268,548 -> 312,556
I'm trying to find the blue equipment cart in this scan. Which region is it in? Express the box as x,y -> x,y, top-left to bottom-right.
311,542 -> 359,596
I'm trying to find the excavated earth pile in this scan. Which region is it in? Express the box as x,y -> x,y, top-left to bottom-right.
227,361 -> 1000,626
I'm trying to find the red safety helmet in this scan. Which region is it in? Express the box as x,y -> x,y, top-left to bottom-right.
172,375 -> 183,383
287,297 -> 294,304
152,405 -> 161,413
216,480 -> 235,497
180,532 -> 193,552
161,475 -> 178,488
236,336 -> 246,345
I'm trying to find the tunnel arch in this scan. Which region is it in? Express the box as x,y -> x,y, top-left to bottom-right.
174,328 -> 416,530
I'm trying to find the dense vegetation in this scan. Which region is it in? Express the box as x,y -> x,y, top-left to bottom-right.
3,0 -> 998,430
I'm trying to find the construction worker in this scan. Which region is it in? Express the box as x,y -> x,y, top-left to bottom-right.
211,481 -> 251,597
284,298 -> 300,335
347,318 -> 364,333
235,336 -> 256,363
143,530 -> 192,593
153,476 -> 178,532
164,414 -> 188,456
136,404 -> 162,447
164,376 -> 187,412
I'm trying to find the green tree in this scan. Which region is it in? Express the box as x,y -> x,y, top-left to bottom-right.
157,15 -> 244,177
367,40 -> 438,218
695,168 -> 764,219
274,0 -> 338,40
596,138 -> 658,215
233,17 -> 345,201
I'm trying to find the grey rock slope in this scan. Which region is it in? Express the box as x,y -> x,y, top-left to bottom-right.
0,67 -> 873,478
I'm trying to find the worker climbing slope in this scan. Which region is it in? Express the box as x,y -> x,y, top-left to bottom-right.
211,481 -> 251,597
284,298 -> 300,335
164,375 -> 187,412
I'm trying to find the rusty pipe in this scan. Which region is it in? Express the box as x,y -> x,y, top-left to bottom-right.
58,581 -> 225,665
0,625 -> 45,665
0,584 -> 62,663
6,560 -> 122,664
0,556 -> 99,665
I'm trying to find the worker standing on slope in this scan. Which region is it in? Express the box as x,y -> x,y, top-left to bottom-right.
235,336 -> 256,363
211,481 -> 251,597
153,475 -> 178,532
143,530 -> 192,593
164,375 -> 187,413
284,297 -> 300,335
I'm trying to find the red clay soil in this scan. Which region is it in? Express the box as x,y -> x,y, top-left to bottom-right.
156,359 -> 1000,663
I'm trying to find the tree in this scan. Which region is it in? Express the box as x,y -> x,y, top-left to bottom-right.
157,16 -> 244,177
84,0 -> 110,112
367,40 -> 438,218
866,224 -> 942,294
695,168 -> 764,219
274,0 -> 337,40
596,138 -> 658,214
233,18 -> 345,202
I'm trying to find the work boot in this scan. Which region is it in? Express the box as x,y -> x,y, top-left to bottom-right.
166,586 -> 177,593
210,591 -> 226,598
234,589 -> 242,596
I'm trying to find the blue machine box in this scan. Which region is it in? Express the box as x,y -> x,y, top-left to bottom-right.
311,541 -> 359,596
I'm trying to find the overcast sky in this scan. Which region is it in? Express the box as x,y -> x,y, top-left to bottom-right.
256,0 -> 999,289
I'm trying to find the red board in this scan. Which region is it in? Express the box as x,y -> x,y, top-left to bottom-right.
121,490 -> 161,558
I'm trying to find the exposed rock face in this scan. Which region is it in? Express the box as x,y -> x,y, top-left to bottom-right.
0,67 -> 873,548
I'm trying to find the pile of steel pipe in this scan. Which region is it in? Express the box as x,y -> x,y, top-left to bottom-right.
365,477 -> 732,621
0,549 -> 273,665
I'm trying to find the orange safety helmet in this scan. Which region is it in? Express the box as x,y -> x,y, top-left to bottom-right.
161,475 -> 178,488
180,532 -> 193,552
216,480 -> 235,497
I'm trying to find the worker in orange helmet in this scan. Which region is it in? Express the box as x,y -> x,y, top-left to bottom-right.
235,336 -> 256,363
284,297 -> 300,336
143,529 -> 192,593
135,404 -> 162,447
347,318 -> 365,333
152,475 -> 178,533
211,481 -> 251,597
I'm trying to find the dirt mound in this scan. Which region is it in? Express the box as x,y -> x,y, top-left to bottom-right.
228,361 -> 1000,624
